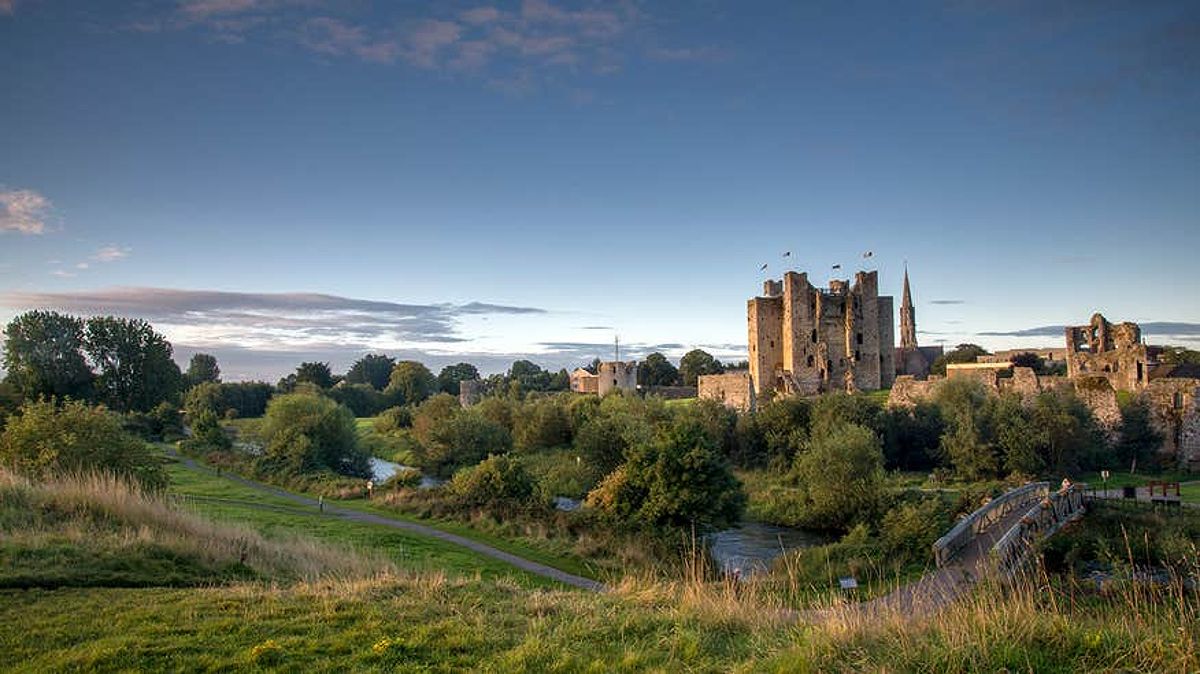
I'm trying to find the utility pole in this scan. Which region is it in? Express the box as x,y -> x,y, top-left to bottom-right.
614,334 -> 620,362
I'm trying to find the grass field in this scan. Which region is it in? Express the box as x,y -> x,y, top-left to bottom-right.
163,456 -> 556,586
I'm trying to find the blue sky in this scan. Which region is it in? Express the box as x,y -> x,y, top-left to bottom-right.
2,0 -> 1198,380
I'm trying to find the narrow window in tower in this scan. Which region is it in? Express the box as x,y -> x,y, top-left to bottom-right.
856,332 -> 863,345
806,355 -> 814,367
811,329 -> 817,343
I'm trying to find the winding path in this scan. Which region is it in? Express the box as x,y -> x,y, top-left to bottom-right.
167,450 -> 606,592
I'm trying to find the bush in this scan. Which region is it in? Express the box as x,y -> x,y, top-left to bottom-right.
422,410 -> 512,477
450,454 -> 538,509
411,394 -> 460,447
327,383 -> 385,418
373,406 -> 412,434
879,497 -> 952,563
588,414 -> 745,531
0,399 -> 166,490
789,423 -> 885,530
258,393 -> 370,478
514,397 -> 571,451
183,409 -> 232,452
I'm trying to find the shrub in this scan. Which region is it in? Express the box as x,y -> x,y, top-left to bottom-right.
422,410 -> 512,477
327,383 -> 385,417
879,497 -> 951,563
514,397 -> 571,451
0,399 -> 166,490
589,414 -> 745,531
789,423 -> 885,530
258,393 -> 370,478
450,454 -> 538,509
183,409 -> 232,452
373,406 -> 412,434
411,393 -> 460,447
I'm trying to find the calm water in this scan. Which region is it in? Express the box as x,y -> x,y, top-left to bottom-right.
708,522 -> 828,578
369,457 -> 444,489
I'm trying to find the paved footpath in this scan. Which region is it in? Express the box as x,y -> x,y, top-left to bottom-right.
167,450 -> 606,592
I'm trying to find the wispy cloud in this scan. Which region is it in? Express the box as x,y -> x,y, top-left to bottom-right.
978,322 -> 1200,341
104,1 -> 692,94
0,287 -> 548,353
929,299 -> 966,305
0,187 -> 51,235
91,245 -> 131,262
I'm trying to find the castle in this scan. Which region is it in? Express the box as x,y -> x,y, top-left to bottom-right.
746,269 -> 895,398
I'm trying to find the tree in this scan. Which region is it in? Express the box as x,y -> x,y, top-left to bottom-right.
184,381 -> 224,422
809,392 -> 882,438
1159,346 -> 1200,366
750,397 -> 812,468
930,344 -> 990,376
678,349 -> 723,387
638,352 -> 680,387
1009,352 -> 1042,371
411,393 -> 462,447
259,393 -> 369,477
1115,396 -> 1163,470
186,353 -> 221,387
514,397 -> 571,451
0,399 -> 166,490
345,354 -> 395,390
386,361 -> 437,405
294,362 -> 334,389
934,378 -> 998,479
2,310 -> 94,401
790,423 -> 885,530
84,316 -> 182,413
184,409 -> 232,452
508,360 -> 552,393
424,411 -> 513,477
328,383 -> 385,417
880,402 -> 944,471
437,362 -> 480,395
588,413 -> 745,530
989,394 -> 1044,476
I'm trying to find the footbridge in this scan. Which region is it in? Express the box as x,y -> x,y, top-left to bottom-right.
845,481 -> 1087,618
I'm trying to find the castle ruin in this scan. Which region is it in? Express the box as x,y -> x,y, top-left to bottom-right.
747,269 -> 895,398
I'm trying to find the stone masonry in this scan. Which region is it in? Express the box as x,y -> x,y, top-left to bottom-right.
698,371 -> 755,412
748,269 -> 895,399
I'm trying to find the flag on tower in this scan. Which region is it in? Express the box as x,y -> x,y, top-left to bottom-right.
831,264 -> 841,270
759,263 -> 768,271
863,251 -> 873,258
783,251 -> 791,257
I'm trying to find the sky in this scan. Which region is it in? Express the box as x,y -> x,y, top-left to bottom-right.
1,0 -> 1198,381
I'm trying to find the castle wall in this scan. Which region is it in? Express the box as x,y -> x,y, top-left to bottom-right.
597,361 -> 638,397
748,295 -> 784,398
878,295 -> 895,388
698,371 -> 755,412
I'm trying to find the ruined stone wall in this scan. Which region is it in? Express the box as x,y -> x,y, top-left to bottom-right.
1065,314 -> 1149,390
698,371 -> 755,412
878,295 -> 896,388
1071,375 -> 1122,439
597,361 -> 638,397
459,380 -> 484,407
887,375 -> 942,408
1144,379 -> 1200,470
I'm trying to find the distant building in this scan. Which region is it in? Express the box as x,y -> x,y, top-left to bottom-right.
570,361 -> 638,396
894,267 -> 943,380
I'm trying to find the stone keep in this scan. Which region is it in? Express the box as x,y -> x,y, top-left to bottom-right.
748,270 -> 895,398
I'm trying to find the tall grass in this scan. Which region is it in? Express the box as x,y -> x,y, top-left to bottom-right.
0,468 -> 389,584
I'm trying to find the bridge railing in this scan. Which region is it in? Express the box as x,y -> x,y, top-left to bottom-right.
990,483 -> 1087,579
933,482 -> 1051,567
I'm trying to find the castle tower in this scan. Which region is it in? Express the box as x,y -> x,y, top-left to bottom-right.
899,266 -> 917,350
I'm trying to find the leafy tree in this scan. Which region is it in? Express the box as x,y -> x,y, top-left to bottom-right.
790,423 -> 885,530
437,362 -> 480,395
185,353 -> 221,387
424,410 -> 512,477
678,349 -> 723,387
880,402 -> 943,471
514,397 -> 571,450
930,343 -> 990,376
880,497 -> 952,561
989,394 -> 1043,476
1159,346 -> 1200,365
327,383 -> 385,417
589,414 -> 745,530
1009,352 -> 1041,371
2,310 -> 94,401
386,361 -> 437,405
934,378 -> 998,480
508,359 -> 552,393
573,414 -> 635,476
809,392 -> 882,438
0,399 -> 166,490
411,393 -> 461,447
259,393 -> 369,477
449,453 -> 537,509
373,405 -> 412,434
748,397 -> 811,468
185,409 -> 232,451
1115,396 -> 1163,470
548,368 -> 570,391
294,362 -> 334,389
216,381 -> 273,418
85,316 -> 182,413
638,352 -> 680,387
345,354 -> 395,390
0,382 -> 19,431
1028,389 -> 1099,475
184,381 -> 223,422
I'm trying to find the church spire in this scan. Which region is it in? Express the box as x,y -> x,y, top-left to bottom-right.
899,265 -> 917,349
